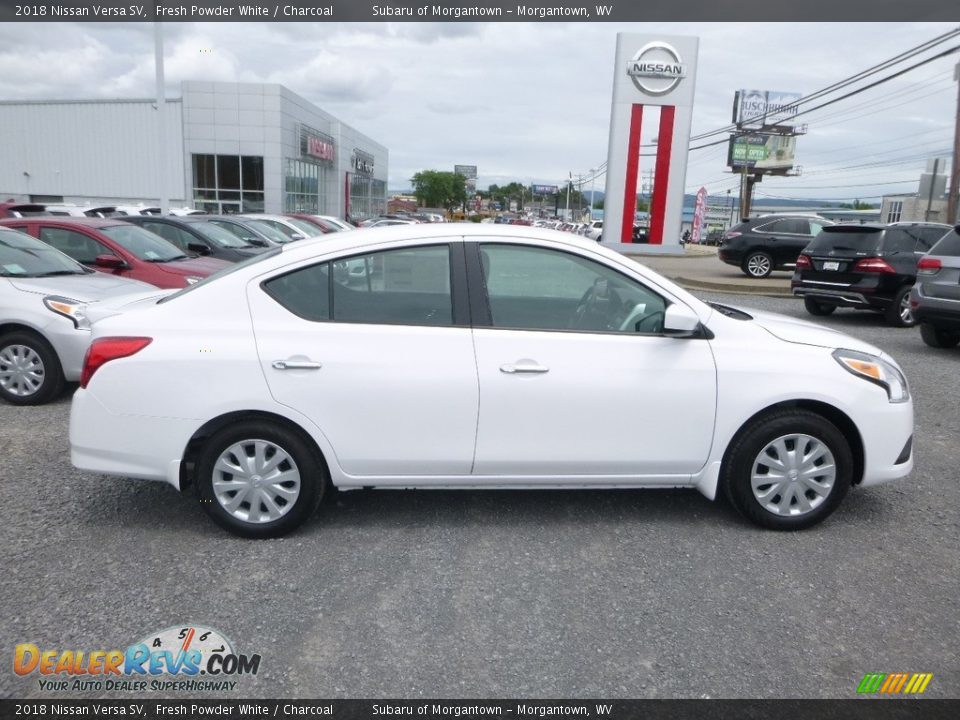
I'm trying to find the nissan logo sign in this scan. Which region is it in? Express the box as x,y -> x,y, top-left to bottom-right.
626,41 -> 686,96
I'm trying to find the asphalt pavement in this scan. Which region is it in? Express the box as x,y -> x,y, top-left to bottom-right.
1,289 -> 957,700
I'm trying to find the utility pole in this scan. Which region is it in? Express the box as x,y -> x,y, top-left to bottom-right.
565,171 -> 571,220
948,61 -> 960,225
154,22 -> 168,215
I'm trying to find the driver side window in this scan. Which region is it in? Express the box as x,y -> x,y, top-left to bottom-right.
479,243 -> 666,334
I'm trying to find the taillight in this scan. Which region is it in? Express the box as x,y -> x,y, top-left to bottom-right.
853,257 -> 895,274
80,337 -> 152,388
723,231 -> 742,240
795,254 -> 812,269
917,256 -> 942,273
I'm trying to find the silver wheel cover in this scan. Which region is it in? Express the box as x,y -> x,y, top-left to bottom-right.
212,439 -> 302,524
751,433 -> 836,517
747,254 -> 771,277
0,344 -> 46,397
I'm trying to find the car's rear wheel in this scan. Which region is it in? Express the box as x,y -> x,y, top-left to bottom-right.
722,410 -> 853,530
742,251 -> 773,278
196,421 -> 326,538
803,297 -> 836,316
0,331 -> 65,406
885,286 -> 917,327
920,322 -> 960,349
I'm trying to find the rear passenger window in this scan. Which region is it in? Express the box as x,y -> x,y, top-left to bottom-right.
263,245 -> 453,327
332,245 -> 453,327
779,219 -> 810,235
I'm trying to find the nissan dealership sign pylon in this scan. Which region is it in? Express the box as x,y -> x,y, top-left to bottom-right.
603,34 -> 699,250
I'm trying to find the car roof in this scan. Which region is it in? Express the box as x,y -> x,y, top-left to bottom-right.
0,216 -> 130,229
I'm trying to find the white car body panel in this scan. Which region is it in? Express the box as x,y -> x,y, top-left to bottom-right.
69,224 -> 913,509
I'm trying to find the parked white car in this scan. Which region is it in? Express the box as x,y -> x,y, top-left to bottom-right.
585,220 -> 604,241
0,226 -> 154,404
70,225 -> 913,537
240,214 -> 322,242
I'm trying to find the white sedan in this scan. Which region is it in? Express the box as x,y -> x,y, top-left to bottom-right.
70,225 -> 914,537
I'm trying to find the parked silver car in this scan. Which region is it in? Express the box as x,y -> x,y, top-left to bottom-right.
0,226 -> 154,404
910,224 -> 960,349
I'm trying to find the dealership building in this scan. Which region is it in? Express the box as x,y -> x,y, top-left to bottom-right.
0,81 -> 388,219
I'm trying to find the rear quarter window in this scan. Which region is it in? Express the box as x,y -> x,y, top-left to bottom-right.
930,228 -> 960,257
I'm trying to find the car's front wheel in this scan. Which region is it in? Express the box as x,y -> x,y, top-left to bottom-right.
803,297 -> 836,316
920,322 -> 960,349
0,331 -> 65,406
885,286 -> 917,327
196,421 -> 326,538
722,410 -> 853,530
742,251 -> 773,278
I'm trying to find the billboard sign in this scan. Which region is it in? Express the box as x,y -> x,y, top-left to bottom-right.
735,90 -> 801,129
454,165 -> 478,194
531,184 -> 559,195
728,133 -> 797,171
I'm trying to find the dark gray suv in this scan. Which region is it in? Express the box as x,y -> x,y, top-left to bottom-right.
910,224 -> 960,348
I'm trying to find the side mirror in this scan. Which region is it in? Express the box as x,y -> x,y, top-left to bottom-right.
247,238 -> 268,247
187,242 -> 211,256
93,254 -> 126,269
663,303 -> 702,338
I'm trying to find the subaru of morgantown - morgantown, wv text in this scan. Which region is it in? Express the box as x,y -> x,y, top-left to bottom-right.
69,225 -> 913,537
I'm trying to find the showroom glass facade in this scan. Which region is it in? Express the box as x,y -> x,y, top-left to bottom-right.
192,154 -> 265,214
284,126 -> 335,214
348,150 -> 386,221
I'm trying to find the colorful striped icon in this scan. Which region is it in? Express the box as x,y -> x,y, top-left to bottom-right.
857,672 -> 933,694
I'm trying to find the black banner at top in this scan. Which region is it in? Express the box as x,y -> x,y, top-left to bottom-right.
1,700 -> 959,720
0,0 -> 958,22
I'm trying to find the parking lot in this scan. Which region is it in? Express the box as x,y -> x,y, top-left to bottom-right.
1,288 -> 957,699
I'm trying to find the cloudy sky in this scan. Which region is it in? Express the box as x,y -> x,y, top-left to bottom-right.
1,21 -> 957,202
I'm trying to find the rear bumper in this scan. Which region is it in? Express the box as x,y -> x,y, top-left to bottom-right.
910,285 -> 960,329
791,276 -> 894,310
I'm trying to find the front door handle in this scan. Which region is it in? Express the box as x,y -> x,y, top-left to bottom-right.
272,360 -> 322,370
500,362 -> 549,374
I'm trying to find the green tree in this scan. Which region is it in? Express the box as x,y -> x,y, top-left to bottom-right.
636,197 -> 649,212
411,170 -> 467,210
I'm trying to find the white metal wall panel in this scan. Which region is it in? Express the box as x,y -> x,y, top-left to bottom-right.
0,100 -> 185,202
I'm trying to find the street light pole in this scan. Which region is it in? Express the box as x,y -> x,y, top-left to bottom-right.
565,171 -> 571,220
589,169 -> 596,219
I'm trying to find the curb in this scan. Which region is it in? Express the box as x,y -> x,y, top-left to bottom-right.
672,276 -> 794,298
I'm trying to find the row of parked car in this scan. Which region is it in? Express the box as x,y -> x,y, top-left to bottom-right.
718,214 -> 960,346
0,204 -> 356,405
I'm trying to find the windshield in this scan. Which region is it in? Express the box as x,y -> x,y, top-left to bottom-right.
100,224 -> 186,262
283,217 -> 323,237
0,227 -> 88,277
805,227 -> 883,254
189,221 -> 253,248
244,219 -> 294,243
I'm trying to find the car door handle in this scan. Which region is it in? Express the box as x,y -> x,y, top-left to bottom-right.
272,360 -> 322,370
500,362 -> 549,374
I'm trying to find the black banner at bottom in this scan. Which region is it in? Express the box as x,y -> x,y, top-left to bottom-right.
2,699 -> 959,720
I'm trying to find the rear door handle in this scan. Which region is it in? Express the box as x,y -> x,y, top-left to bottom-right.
500,362 -> 549,374
272,360 -> 322,370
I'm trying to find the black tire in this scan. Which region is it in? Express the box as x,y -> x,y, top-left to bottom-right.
885,285 -> 917,328
722,410 -> 853,531
0,331 -> 65,406
920,322 -> 960,349
195,421 -> 326,538
742,251 -> 774,278
803,297 -> 836,316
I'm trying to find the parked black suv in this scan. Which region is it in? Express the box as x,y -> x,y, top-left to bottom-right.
718,215 -> 834,278
792,222 -> 952,327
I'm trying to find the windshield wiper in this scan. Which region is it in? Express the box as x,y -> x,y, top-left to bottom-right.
30,270 -> 86,277
145,255 -> 189,263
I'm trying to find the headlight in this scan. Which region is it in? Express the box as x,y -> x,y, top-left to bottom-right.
832,349 -> 909,403
184,276 -> 202,285
43,296 -> 91,330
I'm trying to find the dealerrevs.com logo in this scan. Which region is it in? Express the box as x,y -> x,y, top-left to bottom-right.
13,625 -> 261,692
